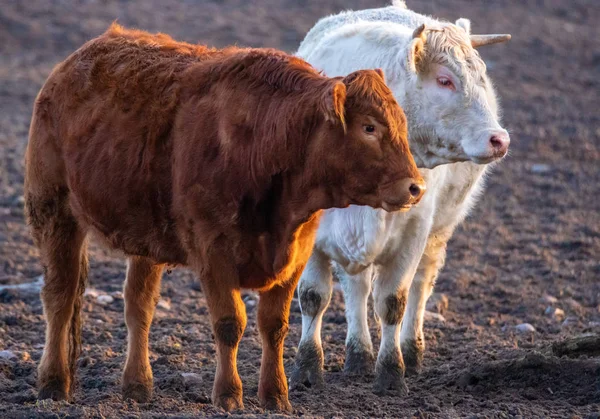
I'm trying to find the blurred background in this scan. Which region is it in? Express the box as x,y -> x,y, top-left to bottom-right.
0,1 -> 599,417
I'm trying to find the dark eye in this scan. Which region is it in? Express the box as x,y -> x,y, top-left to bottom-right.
437,77 -> 454,89
363,124 -> 376,134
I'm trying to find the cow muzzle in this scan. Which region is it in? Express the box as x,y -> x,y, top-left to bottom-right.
381,177 -> 426,212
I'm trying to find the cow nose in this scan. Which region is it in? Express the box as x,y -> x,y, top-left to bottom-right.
407,178 -> 426,203
489,131 -> 510,156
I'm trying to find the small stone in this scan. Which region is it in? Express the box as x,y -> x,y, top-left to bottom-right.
96,295 -> 114,305
588,321 -> 600,328
530,164 -> 551,174
545,306 -> 565,321
423,311 -> 446,323
20,351 -> 30,361
0,350 -> 17,360
181,372 -> 202,387
515,323 -> 536,333
426,293 -> 449,315
84,288 -> 100,298
540,294 -> 558,304
111,291 -> 123,299
157,299 -> 171,310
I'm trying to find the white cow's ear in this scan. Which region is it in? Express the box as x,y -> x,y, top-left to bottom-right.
408,24 -> 426,73
455,18 -> 471,35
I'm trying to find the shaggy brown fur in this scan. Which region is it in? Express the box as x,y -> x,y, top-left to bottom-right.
25,23 -> 423,412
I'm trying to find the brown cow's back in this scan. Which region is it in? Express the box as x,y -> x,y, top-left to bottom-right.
28,24 -> 330,267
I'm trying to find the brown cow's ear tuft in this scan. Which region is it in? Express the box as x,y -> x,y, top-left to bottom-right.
408,24 -> 426,73
321,81 -> 347,131
374,68 -> 385,81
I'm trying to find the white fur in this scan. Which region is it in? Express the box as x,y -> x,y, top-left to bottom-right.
294,3 -> 508,379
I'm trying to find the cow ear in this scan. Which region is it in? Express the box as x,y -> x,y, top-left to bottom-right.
408,24 -> 426,73
321,80 -> 347,131
374,68 -> 385,81
455,18 -> 471,35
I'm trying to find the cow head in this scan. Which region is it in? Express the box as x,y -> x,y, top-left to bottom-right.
315,69 -> 425,212
403,20 -> 511,167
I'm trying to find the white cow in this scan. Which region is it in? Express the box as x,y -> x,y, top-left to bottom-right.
292,1 -> 511,395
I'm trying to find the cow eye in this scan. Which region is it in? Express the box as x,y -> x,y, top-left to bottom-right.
363,124 -> 376,134
437,77 -> 454,89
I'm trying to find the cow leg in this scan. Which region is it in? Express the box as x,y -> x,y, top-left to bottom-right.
257,270 -> 303,412
290,249 -> 332,389
195,250 -> 246,412
401,234 -> 449,375
339,265 -> 375,375
372,260 -> 415,396
122,257 -> 163,402
28,191 -> 88,401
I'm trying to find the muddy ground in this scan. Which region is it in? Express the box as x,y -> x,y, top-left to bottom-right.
1,0 -> 599,417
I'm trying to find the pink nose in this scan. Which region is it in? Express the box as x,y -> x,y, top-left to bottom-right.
489,131 -> 510,157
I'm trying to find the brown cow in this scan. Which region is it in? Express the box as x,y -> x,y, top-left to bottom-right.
24,24 -> 425,412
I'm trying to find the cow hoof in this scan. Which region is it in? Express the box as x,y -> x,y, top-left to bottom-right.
402,338 -> 424,376
373,352 -> 408,396
373,371 -> 408,396
260,395 -> 292,412
122,381 -> 153,403
344,340 -> 375,375
214,394 -> 244,411
290,341 -> 324,390
38,377 -> 69,401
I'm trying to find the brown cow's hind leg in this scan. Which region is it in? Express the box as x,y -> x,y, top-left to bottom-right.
27,189 -> 88,401
122,257 -> 163,402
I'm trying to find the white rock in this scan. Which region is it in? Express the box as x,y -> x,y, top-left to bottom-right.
423,311 -> 446,323
157,299 -> 171,310
515,323 -> 536,333
0,350 -> 17,360
96,295 -> 114,305
588,321 -> 600,328
111,291 -> 123,299
84,288 -> 100,298
181,372 -> 202,387
0,276 -> 43,293
530,164 -> 551,174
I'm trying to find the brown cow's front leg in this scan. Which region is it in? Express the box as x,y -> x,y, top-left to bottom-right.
195,250 -> 247,412
257,271 -> 301,412
122,257 -> 163,403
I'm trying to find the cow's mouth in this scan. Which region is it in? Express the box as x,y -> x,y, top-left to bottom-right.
381,201 -> 413,212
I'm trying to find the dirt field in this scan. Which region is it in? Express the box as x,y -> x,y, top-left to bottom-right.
1,0 -> 599,417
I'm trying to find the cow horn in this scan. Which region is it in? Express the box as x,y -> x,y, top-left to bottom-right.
470,34 -> 512,47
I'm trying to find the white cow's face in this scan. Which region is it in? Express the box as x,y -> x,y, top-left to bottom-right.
402,23 -> 510,168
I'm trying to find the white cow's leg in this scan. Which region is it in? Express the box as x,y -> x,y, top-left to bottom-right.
401,234 -> 450,375
372,264 -> 412,396
338,264 -> 375,375
290,249 -> 332,389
